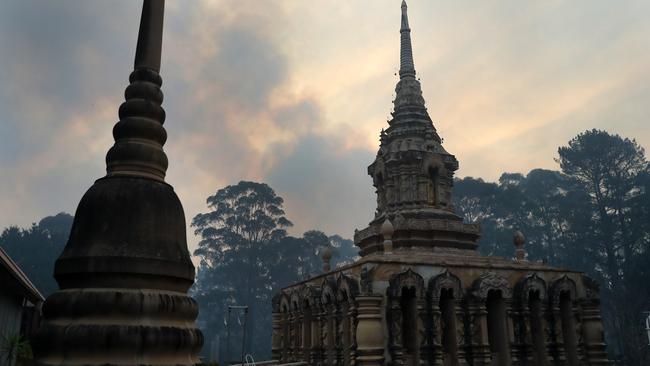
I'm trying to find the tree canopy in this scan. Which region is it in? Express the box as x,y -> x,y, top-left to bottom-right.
191,181 -> 358,363
454,130 -> 650,365
0,212 -> 73,296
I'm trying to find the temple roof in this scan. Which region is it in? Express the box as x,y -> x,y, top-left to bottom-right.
0,247 -> 44,304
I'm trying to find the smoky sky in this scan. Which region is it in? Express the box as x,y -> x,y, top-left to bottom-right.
0,0 -> 649,251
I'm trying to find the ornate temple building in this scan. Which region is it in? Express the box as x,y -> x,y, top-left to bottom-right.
271,2 -> 611,366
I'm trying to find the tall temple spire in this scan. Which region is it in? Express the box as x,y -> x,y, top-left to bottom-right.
34,1 -> 202,364
399,0 -> 416,79
357,1 -> 478,256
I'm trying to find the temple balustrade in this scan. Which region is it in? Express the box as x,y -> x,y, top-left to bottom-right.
272,269 -> 600,366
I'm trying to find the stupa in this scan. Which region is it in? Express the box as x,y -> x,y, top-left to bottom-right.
33,1 -> 202,365
271,2 -> 611,366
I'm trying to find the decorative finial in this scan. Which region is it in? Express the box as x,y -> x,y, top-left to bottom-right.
399,0 -> 415,79
105,0 -> 168,181
321,246 -> 333,272
514,230 -> 526,261
134,0 -> 164,72
381,218 -> 395,253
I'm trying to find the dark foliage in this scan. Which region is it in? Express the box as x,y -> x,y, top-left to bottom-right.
0,212 -> 73,296
191,181 -> 358,363
454,130 -> 650,365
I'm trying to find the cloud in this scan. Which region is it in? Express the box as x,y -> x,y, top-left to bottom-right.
265,133 -> 376,236
0,0 -> 649,254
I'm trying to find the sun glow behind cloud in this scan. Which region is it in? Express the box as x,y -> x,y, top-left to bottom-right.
0,0 -> 648,250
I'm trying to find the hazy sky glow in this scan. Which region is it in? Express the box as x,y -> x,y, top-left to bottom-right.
0,0 -> 649,248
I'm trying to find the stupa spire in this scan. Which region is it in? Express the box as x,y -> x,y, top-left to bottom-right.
134,0 -> 164,72
105,0 -> 168,181
399,0 -> 416,79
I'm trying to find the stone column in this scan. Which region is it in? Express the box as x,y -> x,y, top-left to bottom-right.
536,303 -> 552,366
571,303 -> 587,365
321,304 -> 331,365
349,301 -> 359,366
326,303 -> 337,365
548,304 -> 567,366
519,305 -> 534,365
310,304 -> 323,365
467,300 -> 491,366
272,309 -> 283,361
389,300 -> 404,365
32,2 -> 202,365
288,310 -> 296,362
430,301 -> 444,366
507,300 -> 524,365
455,302 -> 470,366
281,311 -> 290,362
417,298 -> 429,366
297,311 -> 304,361
335,304 -> 344,365
579,299 -> 611,366
355,295 -> 385,366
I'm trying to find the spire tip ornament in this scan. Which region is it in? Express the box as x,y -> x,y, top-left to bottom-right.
106,0 -> 169,181
399,0 -> 415,78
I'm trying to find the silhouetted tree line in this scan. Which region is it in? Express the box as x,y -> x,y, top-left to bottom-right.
1,130 -> 648,365
191,181 -> 358,364
454,129 -> 650,365
0,213 -> 72,296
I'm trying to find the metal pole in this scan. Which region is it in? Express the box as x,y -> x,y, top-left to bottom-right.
644,312 -> 650,346
241,307 -> 249,365
226,308 -> 231,365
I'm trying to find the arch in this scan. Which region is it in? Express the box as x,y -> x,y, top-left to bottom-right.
320,278 -> 338,365
300,286 -> 319,362
428,269 -> 463,301
422,154 -> 445,175
388,269 -> 425,366
279,293 -> 291,313
336,273 -> 359,366
473,273 -> 512,365
278,293 -> 292,362
551,276 -> 579,366
516,274 -> 548,364
301,285 -> 320,308
515,273 -> 547,303
388,268 -> 425,298
430,270 -> 464,365
550,275 -> 577,306
422,155 -> 445,206
290,290 -> 302,311
321,278 -> 338,305
472,272 -> 512,300
336,273 -> 360,302
272,293 -> 282,313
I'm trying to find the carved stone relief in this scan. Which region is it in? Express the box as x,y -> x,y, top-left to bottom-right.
428,269 -> 463,301
550,275 -> 577,306
472,272 -> 513,300
388,268 -> 425,298
360,264 -> 375,295
515,273 -> 547,303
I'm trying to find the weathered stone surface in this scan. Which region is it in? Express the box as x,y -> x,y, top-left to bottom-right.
33,1 -> 202,365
